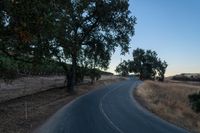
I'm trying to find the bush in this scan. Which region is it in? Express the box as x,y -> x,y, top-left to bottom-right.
0,56 -> 19,82
0,56 -> 66,80
172,74 -> 200,82
188,92 -> 200,113
88,68 -> 101,84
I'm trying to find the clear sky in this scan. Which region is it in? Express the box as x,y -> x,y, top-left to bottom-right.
107,0 -> 200,76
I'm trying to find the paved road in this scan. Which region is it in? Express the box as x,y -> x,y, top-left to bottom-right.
35,79 -> 190,133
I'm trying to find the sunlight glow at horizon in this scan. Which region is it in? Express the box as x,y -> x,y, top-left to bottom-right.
107,0 -> 200,76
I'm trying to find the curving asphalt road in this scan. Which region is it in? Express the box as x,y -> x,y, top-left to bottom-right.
35,79 -> 190,133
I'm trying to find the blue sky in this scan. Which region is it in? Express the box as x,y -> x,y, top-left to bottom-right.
108,0 -> 200,76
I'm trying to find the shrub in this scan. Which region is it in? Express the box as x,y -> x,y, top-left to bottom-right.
0,57 -> 19,82
188,92 -> 200,113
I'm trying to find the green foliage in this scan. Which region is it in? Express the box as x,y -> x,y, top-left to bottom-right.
88,68 -> 101,84
128,48 -> 168,81
56,0 -> 136,90
0,0 -> 58,63
115,60 -> 129,76
188,92 -> 200,113
75,66 -> 86,83
0,56 -> 18,81
0,0 -> 136,91
156,59 -> 168,81
0,56 -> 65,81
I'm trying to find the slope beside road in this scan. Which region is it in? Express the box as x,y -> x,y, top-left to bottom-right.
135,80 -> 200,133
0,78 -> 123,133
35,79 -> 190,133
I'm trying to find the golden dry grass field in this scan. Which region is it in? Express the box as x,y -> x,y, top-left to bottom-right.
135,80 -> 200,133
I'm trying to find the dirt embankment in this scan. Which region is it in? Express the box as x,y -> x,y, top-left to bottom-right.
0,77 -> 124,133
135,80 -> 200,133
0,76 -> 66,102
0,75 -> 118,102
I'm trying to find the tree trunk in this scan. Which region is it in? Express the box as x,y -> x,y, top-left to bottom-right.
160,74 -> 164,82
67,54 -> 77,92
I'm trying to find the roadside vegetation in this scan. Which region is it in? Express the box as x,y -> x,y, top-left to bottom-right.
0,55 -> 113,84
172,74 -> 200,113
172,73 -> 200,82
1,1 -> 200,132
115,48 -> 200,132
0,78 -> 124,133
135,79 -> 200,133
0,0 -> 136,92
0,1 -> 135,132
189,92 -> 200,113
0,56 -> 65,80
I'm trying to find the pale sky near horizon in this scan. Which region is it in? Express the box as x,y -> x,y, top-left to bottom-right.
107,0 -> 200,76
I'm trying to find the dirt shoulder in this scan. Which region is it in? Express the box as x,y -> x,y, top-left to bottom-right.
0,78 -> 124,133
135,80 -> 200,133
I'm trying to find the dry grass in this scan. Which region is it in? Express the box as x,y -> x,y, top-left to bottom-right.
0,76 -> 66,102
0,78 -> 124,133
0,75 -> 119,102
135,80 -> 200,133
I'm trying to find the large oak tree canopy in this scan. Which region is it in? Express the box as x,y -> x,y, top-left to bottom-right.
115,48 -> 168,81
0,0 -> 136,91
0,0 -> 58,63
131,48 -> 168,81
56,0 -> 136,91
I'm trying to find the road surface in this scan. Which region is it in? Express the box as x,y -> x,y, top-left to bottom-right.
35,79 -> 190,133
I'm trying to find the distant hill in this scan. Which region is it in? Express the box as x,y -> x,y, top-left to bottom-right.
172,73 -> 200,82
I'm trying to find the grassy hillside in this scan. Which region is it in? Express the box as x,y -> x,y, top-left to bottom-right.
135,80 -> 200,133
172,73 -> 200,82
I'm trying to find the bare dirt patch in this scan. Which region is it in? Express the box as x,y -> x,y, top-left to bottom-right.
135,80 -> 200,133
0,78 -> 124,133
